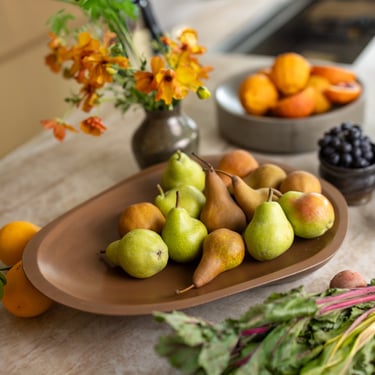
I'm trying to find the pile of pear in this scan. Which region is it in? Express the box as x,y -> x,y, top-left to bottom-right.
104,149 -> 335,294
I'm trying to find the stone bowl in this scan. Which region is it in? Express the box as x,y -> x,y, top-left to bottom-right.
215,68 -> 366,154
318,148 -> 375,205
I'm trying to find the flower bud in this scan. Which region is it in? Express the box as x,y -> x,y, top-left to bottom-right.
197,86 -> 211,100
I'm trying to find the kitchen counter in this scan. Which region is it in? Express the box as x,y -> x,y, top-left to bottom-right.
1,18 -> 375,375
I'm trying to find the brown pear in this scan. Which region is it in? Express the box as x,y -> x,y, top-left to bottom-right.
176,228 -> 245,294
243,163 -> 287,189
217,170 -> 282,221
195,156 -> 247,233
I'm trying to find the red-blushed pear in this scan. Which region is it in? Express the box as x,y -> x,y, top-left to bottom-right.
278,191 -> 335,239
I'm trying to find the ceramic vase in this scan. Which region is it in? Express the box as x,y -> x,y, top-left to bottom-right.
131,105 -> 199,169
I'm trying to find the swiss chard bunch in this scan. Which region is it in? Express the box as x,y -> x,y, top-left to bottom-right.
154,282 -> 375,375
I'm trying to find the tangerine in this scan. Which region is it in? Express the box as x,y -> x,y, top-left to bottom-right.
270,52 -> 311,95
311,65 -> 356,85
2,260 -> 53,317
0,221 -> 40,266
272,86 -> 316,118
324,82 -> 362,104
307,75 -> 332,114
238,73 -> 278,116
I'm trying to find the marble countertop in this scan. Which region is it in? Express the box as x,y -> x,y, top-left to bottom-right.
1,11 -> 375,375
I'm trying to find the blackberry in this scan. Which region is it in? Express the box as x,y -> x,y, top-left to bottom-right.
318,122 -> 375,168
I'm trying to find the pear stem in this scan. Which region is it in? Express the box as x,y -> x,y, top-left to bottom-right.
191,152 -> 212,170
267,188 -> 273,202
175,284 -> 195,294
175,190 -> 180,208
215,169 -> 233,178
156,184 -> 165,197
272,188 -> 282,198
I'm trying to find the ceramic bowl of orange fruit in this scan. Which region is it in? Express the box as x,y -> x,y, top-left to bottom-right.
215,52 -> 365,153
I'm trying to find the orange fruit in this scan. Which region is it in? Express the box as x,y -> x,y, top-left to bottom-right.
270,52 -> 311,95
2,260 -> 54,318
324,82 -> 362,104
0,221 -> 41,266
118,202 -> 166,237
307,75 -> 332,114
272,86 -> 316,118
238,73 -> 279,115
311,65 -> 356,85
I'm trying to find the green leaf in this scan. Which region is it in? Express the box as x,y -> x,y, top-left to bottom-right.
47,9 -> 76,34
198,332 -> 238,375
351,338 -> 375,374
235,287 -> 317,330
155,335 -> 202,374
154,311 -> 239,374
154,311 -> 211,346
0,271 -> 6,300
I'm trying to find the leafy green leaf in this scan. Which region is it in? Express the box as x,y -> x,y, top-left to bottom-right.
154,285 -> 375,374
47,9 -> 76,34
0,271 -> 6,300
155,335 -> 203,374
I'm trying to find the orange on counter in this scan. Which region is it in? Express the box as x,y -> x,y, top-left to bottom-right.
0,221 -> 41,266
2,260 -> 54,318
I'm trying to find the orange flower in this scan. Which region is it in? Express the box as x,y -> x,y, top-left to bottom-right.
178,28 -> 207,55
134,56 -> 163,94
45,32 -> 69,73
155,68 -> 184,105
42,11 -> 212,142
162,28 -> 206,55
80,116 -> 107,136
80,84 -> 101,112
65,32 -> 129,87
41,119 -> 78,141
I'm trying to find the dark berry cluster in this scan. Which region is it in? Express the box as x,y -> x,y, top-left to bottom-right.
318,122 -> 375,168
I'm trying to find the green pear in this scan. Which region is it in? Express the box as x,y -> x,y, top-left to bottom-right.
118,229 -> 168,278
162,192 -> 208,263
161,150 -> 205,191
244,189 -> 294,261
154,184 -> 206,218
278,191 -> 335,239
104,239 -> 121,266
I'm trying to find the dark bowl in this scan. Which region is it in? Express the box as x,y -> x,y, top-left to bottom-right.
319,150 -> 375,205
